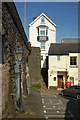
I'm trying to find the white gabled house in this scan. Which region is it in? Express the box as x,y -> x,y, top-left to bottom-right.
29,13 -> 56,68
48,43 -> 80,89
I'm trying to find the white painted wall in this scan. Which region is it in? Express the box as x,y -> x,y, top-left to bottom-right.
48,53 -> 80,88
78,53 -> 80,84
29,14 -> 56,68
48,55 -> 68,71
48,70 -> 57,89
29,16 -> 56,48
68,53 -> 80,85
48,55 -> 68,88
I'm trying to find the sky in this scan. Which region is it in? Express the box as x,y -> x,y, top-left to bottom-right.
15,2 -> 78,43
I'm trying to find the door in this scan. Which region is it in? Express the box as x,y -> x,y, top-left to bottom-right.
58,75 -> 63,88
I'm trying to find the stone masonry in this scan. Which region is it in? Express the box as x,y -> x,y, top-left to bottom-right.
0,1 -> 2,119
2,2 -> 31,117
28,47 -> 41,83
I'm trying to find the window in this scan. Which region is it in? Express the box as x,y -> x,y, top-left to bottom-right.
53,77 -> 56,81
41,55 -> 43,60
40,42 -> 45,50
70,57 -> 77,65
37,27 -> 48,36
46,29 -> 48,36
40,30 -> 45,36
57,55 -> 60,60
41,17 -> 45,23
39,27 -> 45,36
37,28 -> 39,35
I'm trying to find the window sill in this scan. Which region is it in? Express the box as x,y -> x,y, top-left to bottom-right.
40,22 -> 45,24
69,65 -> 78,68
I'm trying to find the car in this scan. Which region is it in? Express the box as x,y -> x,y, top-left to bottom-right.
60,85 -> 80,100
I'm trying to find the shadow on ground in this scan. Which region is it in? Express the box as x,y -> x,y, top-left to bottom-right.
64,96 -> 80,120
12,88 -> 46,119
41,68 -> 48,88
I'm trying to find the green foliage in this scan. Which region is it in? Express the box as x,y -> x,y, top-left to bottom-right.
24,110 -> 35,116
30,83 -> 41,89
3,100 -> 11,117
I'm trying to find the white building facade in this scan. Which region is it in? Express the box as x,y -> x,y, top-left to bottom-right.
48,43 -> 80,89
29,13 -> 56,68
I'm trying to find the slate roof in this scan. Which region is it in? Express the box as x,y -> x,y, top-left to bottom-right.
62,38 -> 80,43
48,43 -> 80,55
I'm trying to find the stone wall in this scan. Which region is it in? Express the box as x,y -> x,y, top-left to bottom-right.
2,2 -> 30,117
0,1 -> 2,119
2,3 -> 16,116
28,47 -> 48,88
28,47 -> 41,83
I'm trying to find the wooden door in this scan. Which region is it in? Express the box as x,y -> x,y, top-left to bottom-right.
58,75 -> 63,88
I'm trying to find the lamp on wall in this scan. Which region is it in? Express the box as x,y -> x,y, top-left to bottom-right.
16,46 -> 23,111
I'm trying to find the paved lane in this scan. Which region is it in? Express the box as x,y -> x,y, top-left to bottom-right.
41,92 -> 76,120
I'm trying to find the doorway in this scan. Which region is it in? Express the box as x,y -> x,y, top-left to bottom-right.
58,75 -> 64,88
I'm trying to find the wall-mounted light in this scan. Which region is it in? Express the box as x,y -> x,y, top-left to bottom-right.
15,46 -> 23,111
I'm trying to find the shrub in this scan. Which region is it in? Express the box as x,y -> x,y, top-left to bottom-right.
30,83 -> 41,89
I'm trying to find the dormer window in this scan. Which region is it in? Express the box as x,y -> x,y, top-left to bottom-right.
41,17 -> 45,23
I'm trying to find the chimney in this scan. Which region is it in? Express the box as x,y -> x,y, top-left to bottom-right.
33,16 -> 37,21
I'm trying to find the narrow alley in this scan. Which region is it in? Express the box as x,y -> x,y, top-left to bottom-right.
14,88 -> 78,120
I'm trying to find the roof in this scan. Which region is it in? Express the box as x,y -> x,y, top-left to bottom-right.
29,13 -> 56,27
62,38 -> 80,43
48,43 -> 80,55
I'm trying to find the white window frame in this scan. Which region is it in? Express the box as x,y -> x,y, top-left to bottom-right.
40,30 -> 45,36
39,27 -> 46,36
40,42 -> 45,50
38,27 -> 48,36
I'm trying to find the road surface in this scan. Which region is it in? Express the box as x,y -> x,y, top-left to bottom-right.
41,92 -> 79,120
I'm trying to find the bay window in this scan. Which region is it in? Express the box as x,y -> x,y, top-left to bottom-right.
37,27 -> 48,36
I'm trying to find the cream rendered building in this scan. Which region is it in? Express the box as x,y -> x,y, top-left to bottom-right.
29,13 -> 56,68
48,43 -> 80,89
